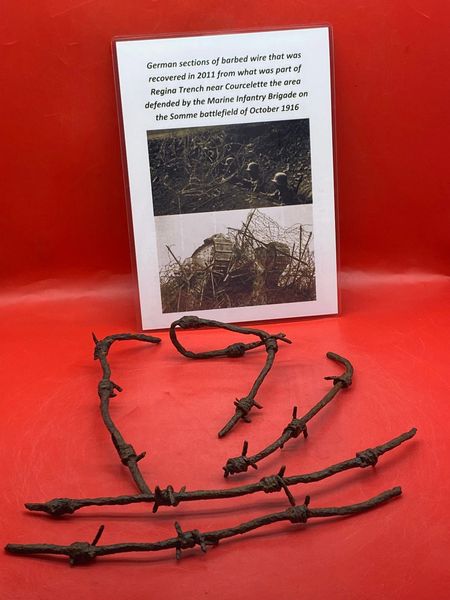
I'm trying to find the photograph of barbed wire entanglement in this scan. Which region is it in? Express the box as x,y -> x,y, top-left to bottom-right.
148,119 -> 312,216
157,208 -> 315,312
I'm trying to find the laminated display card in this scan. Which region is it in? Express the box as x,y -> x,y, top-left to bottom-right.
114,26 -> 338,329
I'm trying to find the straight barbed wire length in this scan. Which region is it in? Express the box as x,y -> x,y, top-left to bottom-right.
6,487 -> 402,566
223,351 -> 354,476
24,428 -> 416,516
169,315 -> 292,437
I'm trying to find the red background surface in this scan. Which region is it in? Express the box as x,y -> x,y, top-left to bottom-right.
0,2 -> 449,599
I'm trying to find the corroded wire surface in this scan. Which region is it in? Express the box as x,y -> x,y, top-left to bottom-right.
6,325 -> 417,569
223,352 -> 354,476
170,316 -> 291,437
6,488 -> 402,565
93,332 -> 160,494
24,429 -> 416,516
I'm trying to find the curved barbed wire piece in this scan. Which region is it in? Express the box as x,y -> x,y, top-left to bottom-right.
92,332 -> 161,494
223,351 -> 354,476
169,315 -> 292,437
6,487 -> 402,565
24,429 -> 416,516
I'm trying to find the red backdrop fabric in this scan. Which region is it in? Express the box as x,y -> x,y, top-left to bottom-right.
0,2 -> 449,599
1,0 -> 449,282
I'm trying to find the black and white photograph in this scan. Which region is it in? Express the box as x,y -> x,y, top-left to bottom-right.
148,119 -> 312,216
156,208 -> 315,313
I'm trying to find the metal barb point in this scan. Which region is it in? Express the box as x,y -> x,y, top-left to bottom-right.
91,525 -> 105,547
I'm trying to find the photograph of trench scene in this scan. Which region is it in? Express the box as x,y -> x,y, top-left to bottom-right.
158,208 -> 315,312
148,119 -> 312,216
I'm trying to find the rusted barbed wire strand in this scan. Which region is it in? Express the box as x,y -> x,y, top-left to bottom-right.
93,332 -> 161,494
169,315 -> 291,358
169,316 -> 292,437
6,487 -> 402,565
224,351 -> 354,476
24,428 -> 416,516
